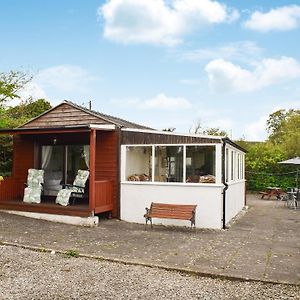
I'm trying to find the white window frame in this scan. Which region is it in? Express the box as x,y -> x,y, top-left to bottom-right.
121,143 -> 221,185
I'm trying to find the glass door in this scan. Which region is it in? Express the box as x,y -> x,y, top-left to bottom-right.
66,145 -> 89,183
41,144 -> 89,195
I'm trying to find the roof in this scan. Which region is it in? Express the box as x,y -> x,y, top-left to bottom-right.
64,101 -> 154,130
19,100 -> 154,130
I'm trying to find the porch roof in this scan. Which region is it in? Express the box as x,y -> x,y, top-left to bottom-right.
0,124 -> 116,135
18,100 -> 153,130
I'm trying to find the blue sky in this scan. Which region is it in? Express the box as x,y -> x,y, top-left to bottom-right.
1,0 -> 300,140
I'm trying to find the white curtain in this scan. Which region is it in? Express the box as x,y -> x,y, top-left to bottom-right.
83,145 -> 90,168
42,146 -> 53,169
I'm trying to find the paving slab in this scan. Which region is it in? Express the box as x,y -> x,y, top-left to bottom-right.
0,194 -> 299,285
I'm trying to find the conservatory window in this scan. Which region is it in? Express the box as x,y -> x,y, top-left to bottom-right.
126,146 -> 152,181
186,146 -> 216,183
231,151 -> 234,181
124,144 -> 217,184
154,146 -> 183,182
225,148 -> 229,182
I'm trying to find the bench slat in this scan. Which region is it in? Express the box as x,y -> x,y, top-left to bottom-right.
145,202 -> 197,228
148,213 -> 193,219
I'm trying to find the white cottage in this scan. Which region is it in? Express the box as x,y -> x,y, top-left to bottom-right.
0,101 -> 246,229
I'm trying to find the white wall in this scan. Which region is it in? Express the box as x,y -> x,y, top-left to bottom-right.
225,180 -> 246,224
121,183 -> 224,229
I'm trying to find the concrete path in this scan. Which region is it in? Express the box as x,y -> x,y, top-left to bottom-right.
0,194 -> 299,285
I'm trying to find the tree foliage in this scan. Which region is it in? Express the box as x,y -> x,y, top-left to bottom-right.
0,98 -> 51,176
189,119 -> 228,136
266,109 -> 299,145
0,70 -> 32,105
236,109 -> 300,191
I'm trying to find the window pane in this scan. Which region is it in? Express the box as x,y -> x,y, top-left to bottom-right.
42,145 -> 63,196
67,145 -> 89,183
225,148 -> 229,182
126,146 -> 152,181
186,146 -> 216,183
42,145 -> 63,175
155,146 -> 183,182
231,151 -> 234,181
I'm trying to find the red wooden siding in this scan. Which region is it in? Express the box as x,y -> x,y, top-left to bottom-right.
12,135 -> 35,197
94,180 -> 114,214
95,131 -> 118,217
0,177 -> 23,202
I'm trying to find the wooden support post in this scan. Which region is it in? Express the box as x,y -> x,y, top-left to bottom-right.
89,129 -> 96,212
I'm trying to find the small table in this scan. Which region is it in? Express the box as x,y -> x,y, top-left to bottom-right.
260,187 -> 284,200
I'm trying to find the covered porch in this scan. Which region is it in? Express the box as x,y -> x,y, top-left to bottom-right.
0,125 -> 116,218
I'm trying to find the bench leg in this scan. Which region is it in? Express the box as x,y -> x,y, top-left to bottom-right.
191,212 -> 196,229
145,216 -> 152,230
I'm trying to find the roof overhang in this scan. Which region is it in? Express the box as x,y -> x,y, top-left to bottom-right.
0,124 -> 116,135
121,127 -> 223,141
89,124 -> 116,130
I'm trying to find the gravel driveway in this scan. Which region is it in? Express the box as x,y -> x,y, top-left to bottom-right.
0,245 -> 298,300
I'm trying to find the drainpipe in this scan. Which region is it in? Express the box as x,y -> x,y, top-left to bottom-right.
222,138 -> 229,229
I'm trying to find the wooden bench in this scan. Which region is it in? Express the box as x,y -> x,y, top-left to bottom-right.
144,202 -> 197,229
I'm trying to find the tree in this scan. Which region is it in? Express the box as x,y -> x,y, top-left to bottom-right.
0,70 -> 32,105
0,99 -> 51,176
280,112 -> 300,157
203,127 -> 228,137
266,109 -> 299,144
6,98 -> 51,121
266,109 -> 300,156
189,119 -> 228,136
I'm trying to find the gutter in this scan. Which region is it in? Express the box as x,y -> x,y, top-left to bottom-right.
222,138 -> 229,229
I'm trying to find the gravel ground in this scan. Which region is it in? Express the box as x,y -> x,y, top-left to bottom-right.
0,246 -> 299,300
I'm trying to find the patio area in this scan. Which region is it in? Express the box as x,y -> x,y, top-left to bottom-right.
0,193 -> 299,285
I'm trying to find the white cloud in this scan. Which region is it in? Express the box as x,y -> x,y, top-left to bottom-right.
19,81 -> 47,100
244,115 -> 268,141
180,41 -> 263,62
35,65 -> 96,93
141,93 -> 192,110
99,0 -> 239,45
205,57 -> 300,93
110,93 -> 192,110
244,5 -> 300,32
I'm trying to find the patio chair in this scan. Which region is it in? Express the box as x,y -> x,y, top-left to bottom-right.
285,188 -> 299,209
23,169 -> 44,204
55,170 -> 89,206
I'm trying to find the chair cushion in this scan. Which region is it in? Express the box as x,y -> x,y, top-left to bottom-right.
23,186 -> 42,204
73,170 -> 89,188
56,189 -> 72,206
27,169 -> 44,188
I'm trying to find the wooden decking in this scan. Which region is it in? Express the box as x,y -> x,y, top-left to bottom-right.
0,199 -> 92,217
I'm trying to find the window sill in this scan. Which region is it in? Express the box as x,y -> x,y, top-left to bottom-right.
121,181 -> 224,188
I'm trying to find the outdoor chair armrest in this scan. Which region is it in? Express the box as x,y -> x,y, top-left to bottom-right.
63,183 -> 86,189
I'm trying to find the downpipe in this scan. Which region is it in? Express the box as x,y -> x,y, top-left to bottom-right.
222,138 -> 229,230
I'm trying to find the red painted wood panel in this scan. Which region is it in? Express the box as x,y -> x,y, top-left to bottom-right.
13,135 -> 35,185
0,177 -> 23,202
95,131 -> 118,217
94,180 -> 113,214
